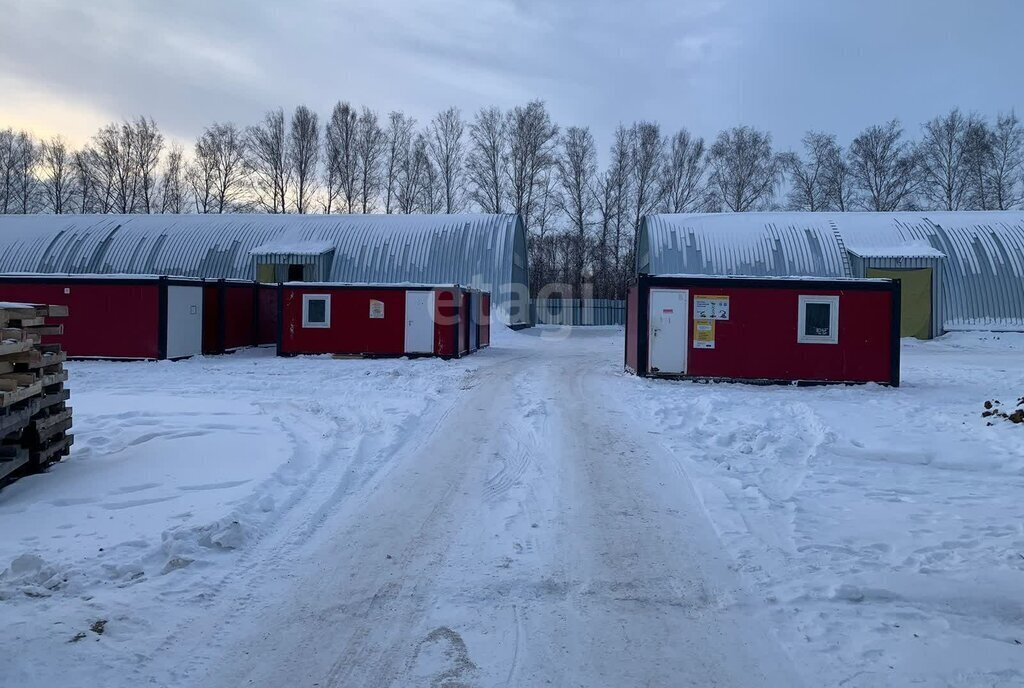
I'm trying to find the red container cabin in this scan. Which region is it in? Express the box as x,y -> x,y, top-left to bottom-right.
277,283 -> 490,359
0,275 -> 206,360
201,279 -> 263,355
626,274 -> 900,386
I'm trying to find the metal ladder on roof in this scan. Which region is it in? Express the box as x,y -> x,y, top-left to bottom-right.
828,220 -> 854,277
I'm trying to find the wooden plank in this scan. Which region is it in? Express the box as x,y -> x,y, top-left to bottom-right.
8,317 -> 46,327
41,370 -> 69,387
33,408 -> 71,432
0,381 -> 42,408
45,305 -> 69,318
0,341 -> 33,358
1,372 -> 40,386
0,362 -> 12,375
0,446 -> 30,480
35,418 -> 72,443
23,325 -> 63,336
35,434 -> 73,465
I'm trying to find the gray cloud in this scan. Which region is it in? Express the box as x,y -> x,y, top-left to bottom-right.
0,0 -> 1021,152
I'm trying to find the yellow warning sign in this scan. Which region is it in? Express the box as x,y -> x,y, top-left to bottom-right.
693,318 -> 715,349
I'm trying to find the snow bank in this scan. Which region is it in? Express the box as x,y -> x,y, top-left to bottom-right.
0,347 -> 478,687
616,331 -> 1024,687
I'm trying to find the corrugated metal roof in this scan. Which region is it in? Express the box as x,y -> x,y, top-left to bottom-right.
0,213 -> 529,324
639,211 -> 1024,330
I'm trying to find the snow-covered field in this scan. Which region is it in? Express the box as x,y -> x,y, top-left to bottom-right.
0,328 -> 1021,687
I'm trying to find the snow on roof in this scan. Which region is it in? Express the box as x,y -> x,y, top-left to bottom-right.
282,281 -> 463,289
0,213 -> 528,325
0,301 -> 38,309
640,211 -> 1024,329
844,241 -> 946,259
651,273 -> 892,283
249,240 -> 336,255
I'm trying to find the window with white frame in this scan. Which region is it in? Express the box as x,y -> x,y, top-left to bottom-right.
797,295 -> 839,344
302,294 -> 331,328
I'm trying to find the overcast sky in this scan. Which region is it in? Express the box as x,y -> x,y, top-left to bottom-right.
1,0 -> 1022,154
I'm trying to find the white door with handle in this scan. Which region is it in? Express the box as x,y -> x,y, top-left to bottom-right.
648,288 -> 688,374
404,290 -> 435,354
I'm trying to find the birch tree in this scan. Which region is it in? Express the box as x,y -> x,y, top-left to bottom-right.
987,112 -> 1024,210
784,131 -> 837,211
630,121 -> 665,241
555,126 -> 598,296
355,107 -> 385,213
288,105 -> 320,214
247,109 -> 289,213
41,137 -> 74,214
465,106 -> 507,214
708,126 -> 784,212
383,111 -> 414,214
159,144 -> 188,213
506,101 -> 558,231
428,107 -> 465,213
659,128 -> 710,213
847,120 -> 919,211
918,109 -> 982,210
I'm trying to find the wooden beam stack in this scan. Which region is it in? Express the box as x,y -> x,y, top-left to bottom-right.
0,302 -> 72,484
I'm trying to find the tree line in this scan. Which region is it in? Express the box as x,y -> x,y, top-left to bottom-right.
1,104 -> 1022,297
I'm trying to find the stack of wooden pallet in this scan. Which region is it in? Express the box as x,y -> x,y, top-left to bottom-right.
0,302 -> 73,484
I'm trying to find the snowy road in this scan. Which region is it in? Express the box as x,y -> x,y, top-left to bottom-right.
157,330 -> 802,687
5,328 -> 1022,688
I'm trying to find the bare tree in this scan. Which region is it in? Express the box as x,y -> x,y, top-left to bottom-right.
986,111 -> 1024,210
71,149 -> 99,213
420,155 -> 444,213
397,133 -> 429,214
159,144 -> 188,213
288,105 -> 320,214
3,131 -> 41,213
323,102 -> 358,213
247,109 -> 289,213
555,126 -> 598,296
822,141 -> 854,211
428,107 -> 465,213
355,107 -> 385,213
40,137 -> 74,214
191,122 -> 246,213
598,125 -> 634,295
847,120 -> 919,211
630,121 -> 665,244
506,100 -> 559,231
659,128 -> 710,213
708,126 -> 784,212
784,131 -> 838,211
918,109 -> 984,210
465,106 -> 507,214
383,112 -> 414,214
134,117 -> 164,213
964,120 -> 995,210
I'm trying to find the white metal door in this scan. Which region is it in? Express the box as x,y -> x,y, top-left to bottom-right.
165,285 -> 203,359
405,290 -> 435,354
648,288 -> 688,374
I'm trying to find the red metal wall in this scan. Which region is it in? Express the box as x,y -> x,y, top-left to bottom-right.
256,285 -> 278,345
279,286 -> 408,355
459,291 -> 471,354
0,281 -> 161,359
202,284 -> 220,354
434,288 -> 459,357
625,285 -> 639,372
684,286 -> 894,383
479,293 -> 491,348
223,283 -> 256,350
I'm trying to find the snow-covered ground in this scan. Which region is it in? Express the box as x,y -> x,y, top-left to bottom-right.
0,328 -> 1021,687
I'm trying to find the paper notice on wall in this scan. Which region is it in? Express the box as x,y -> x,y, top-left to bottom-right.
694,295 -> 730,320
693,319 -> 715,349
369,299 -> 385,319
